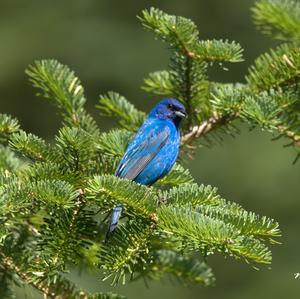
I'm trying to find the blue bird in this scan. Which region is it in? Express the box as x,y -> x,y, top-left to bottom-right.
107,98 -> 186,236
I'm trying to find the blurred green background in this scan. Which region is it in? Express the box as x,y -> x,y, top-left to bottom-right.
1,0 -> 300,298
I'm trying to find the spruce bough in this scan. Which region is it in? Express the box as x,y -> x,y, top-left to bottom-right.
2,0 -> 300,297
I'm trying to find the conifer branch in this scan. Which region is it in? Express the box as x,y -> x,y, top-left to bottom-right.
134,249 -> 215,286
140,8 -> 243,130
184,56 -> 193,126
142,71 -> 174,96
9,130 -> 49,161
0,114 -> 20,143
246,44 -> 300,92
26,60 -> 99,136
181,112 -> 238,145
1,255 -> 72,299
277,124 -> 300,147
2,2 -> 295,296
1,254 -> 123,299
97,92 -> 145,131
156,163 -> 194,186
252,0 -> 300,41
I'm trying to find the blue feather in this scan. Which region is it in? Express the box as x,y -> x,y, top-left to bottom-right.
107,98 -> 186,236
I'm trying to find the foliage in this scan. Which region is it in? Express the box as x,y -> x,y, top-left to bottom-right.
252,0 -> 300,41
2,0 -> 300,297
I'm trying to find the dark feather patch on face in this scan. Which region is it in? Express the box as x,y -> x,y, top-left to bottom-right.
149,98 -> 186,121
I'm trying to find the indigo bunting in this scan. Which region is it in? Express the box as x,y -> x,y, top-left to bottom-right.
107,98 -> 186,235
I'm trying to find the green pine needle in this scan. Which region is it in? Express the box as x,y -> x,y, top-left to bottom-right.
97,92 -> 145,131
252,0 -> 300,41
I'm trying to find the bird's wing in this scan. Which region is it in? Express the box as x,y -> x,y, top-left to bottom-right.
115,122 -> 170,181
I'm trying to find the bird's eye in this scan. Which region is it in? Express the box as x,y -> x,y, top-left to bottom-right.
168,104 -> 175,110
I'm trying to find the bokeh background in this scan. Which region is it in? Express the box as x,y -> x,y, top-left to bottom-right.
1,0 -> 299,298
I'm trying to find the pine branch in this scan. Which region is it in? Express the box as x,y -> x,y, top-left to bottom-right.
196,205 -> 280,239
0,174 -> 34,215
155,163 -> 194,187
140,8 -> 243,63
0,145 -> 22,172
29,180 -> 79,208
246,43 -> 300,92
1,254 -> 123,299
183,55 -> 193,125
181,112 -> 237,145
142,71 -> 174,96
55,126 -> 98,176
211,83 -> 300,150
162,183 -> 280,239
9,130 -> 50,161
161,183 -> 234,208
23,161 -> 78,184
26,60 -> 86,117
97,92 -> 145,131
140,8 -> 243,129
139,7 -> 200,53
98,223 -> 152,285
252,0 -> 300,41
195,40 -> 244,63
276,123 -> 300,148
1,255 -> 58,299
86,175 -> 157,219
26,60 -> 99,135
0,114 -> 20,143
94,130 -> 133,177
144,250 -> 215,286
38,206 -> 95,270
0,176 -> 79,216
97,130 -> 132,160
158,206 -> 273,264
0,266 -> 14,299
0,6 -> 287,297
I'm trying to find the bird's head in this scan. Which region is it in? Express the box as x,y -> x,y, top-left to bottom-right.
149,98 -> 186,125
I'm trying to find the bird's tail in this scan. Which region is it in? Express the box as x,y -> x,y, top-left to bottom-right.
105,204 -> 123,240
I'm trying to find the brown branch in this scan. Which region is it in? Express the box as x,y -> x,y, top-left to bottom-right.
277,124 -> 300,147
181,109 -> 300,149
1,255 -> 63,299
0,191 -> 89,299
181,112 -> 238,145
52,189 -> 85,266
0,254 -> 93,299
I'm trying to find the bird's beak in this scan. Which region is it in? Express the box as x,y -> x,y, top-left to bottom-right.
175,111 -> 187,118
